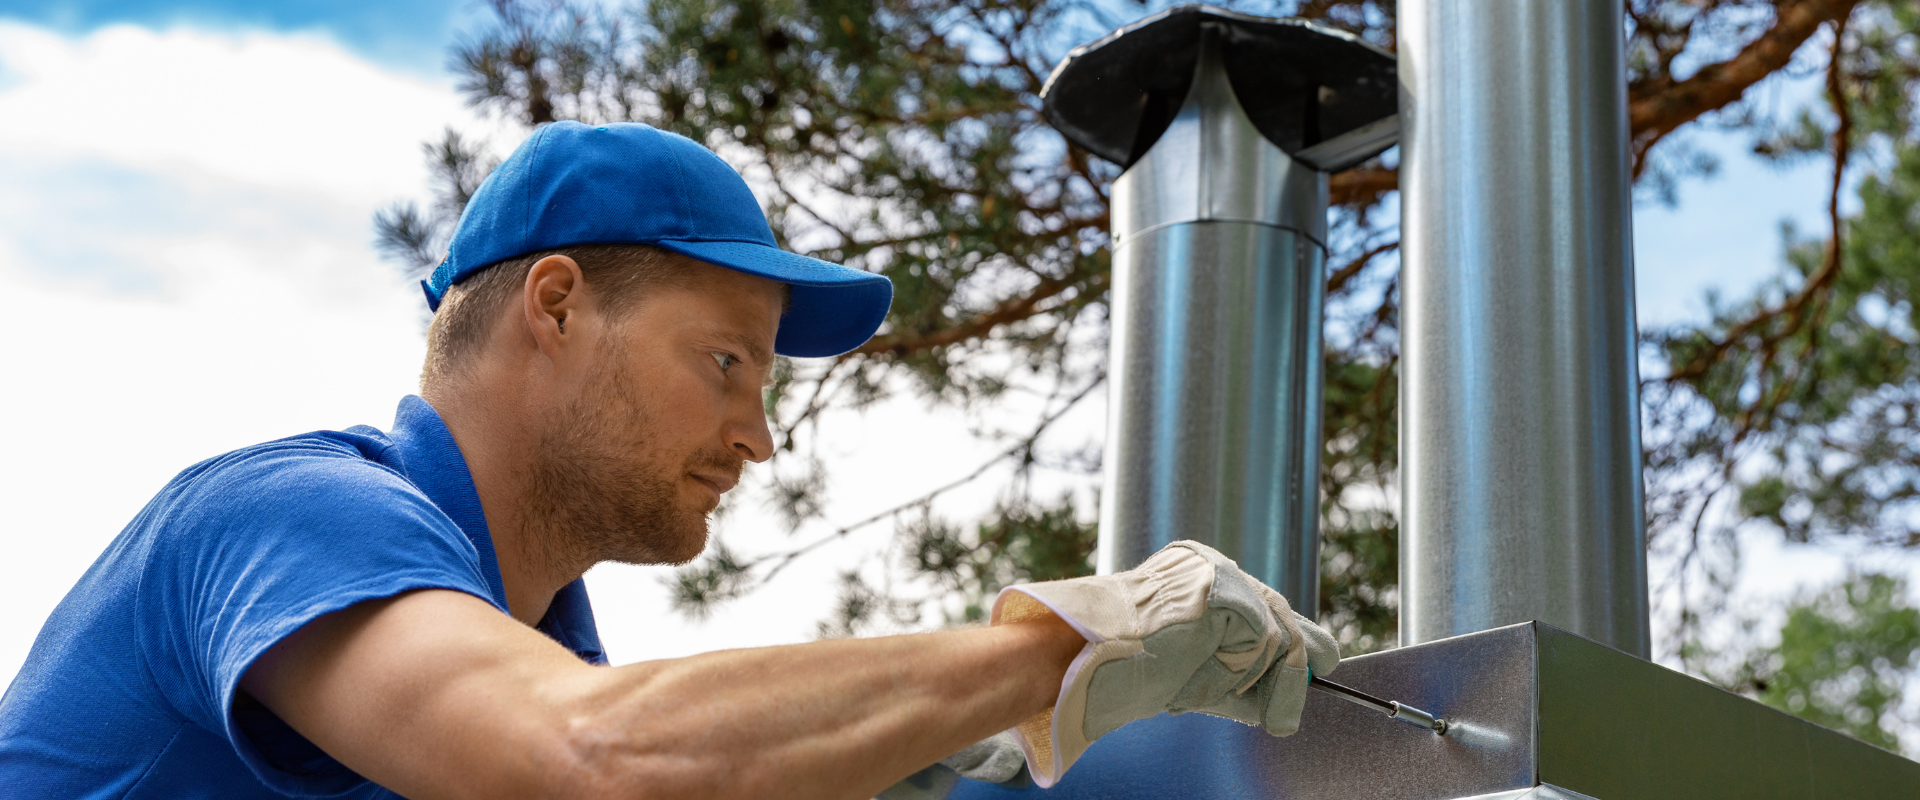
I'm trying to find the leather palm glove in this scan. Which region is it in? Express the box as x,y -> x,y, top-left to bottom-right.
991,541 -> 1339,787
934,731 -> 1027,784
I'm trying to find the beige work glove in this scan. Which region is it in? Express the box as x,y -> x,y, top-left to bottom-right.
991,541 -> 1339,787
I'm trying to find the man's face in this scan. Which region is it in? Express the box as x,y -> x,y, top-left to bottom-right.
529,257 -> 782,566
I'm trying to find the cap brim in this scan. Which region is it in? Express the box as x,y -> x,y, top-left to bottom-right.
653,239 -> 894,358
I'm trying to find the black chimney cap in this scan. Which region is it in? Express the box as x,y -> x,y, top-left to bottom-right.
1041,5 -> 1398,172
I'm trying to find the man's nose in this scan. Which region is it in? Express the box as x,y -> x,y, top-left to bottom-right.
727,391 -> 775,463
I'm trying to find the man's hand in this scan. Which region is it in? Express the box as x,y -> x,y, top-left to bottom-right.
240,588 -> 1085,800
989,541 -> 1339,786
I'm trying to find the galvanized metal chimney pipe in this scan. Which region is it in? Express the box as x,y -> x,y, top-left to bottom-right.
1039,6 -> 1399,613
1398,0 -> 1650,656
1097,30 -> 1328,606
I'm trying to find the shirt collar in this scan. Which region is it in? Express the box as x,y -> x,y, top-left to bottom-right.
384,395 -> 607,665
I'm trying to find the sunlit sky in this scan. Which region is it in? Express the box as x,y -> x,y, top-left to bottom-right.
0,0 -> 1911,704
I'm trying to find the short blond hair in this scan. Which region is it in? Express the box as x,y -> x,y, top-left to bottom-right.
421,243 -> 687,387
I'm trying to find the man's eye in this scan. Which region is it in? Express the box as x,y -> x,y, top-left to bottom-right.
711,352 -> 735,372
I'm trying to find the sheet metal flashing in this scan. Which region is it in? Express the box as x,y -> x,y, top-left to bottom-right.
948,623 -> 1920,799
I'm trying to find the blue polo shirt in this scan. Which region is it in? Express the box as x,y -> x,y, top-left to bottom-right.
0,396 -> 605,798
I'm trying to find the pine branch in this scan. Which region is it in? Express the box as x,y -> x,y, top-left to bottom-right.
1326,240 -> 1399,296
853,264 -> 1107,357
1628,0 -> 1862,175
1329,165 -> 1399,210
372,201 -> 441,273
1662,16 -> 1855,386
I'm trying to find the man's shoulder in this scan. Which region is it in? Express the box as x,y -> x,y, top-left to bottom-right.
170,426 -> 401,498
179,425 -> 397,482
125,422 -> 493,624
144,425 -> 450,545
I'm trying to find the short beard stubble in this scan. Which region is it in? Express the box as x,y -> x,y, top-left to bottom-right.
523,334 -> 741,569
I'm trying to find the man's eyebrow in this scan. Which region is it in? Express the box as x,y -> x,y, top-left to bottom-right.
714,331 -> 775,374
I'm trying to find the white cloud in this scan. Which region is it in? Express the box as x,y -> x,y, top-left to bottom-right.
0,22 -> 491,206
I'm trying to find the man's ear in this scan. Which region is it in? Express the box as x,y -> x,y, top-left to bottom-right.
523,254 -> 586,356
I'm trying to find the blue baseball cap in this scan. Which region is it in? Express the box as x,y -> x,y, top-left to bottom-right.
424,121 -> 893,358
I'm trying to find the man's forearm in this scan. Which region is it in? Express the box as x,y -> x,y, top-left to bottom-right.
553,615 -> 1084,799
247,589 -> 1085,800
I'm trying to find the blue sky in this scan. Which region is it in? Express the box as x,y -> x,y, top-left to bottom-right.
0,0 -> 482,73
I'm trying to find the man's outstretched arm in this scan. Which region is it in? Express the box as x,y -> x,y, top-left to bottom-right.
242,588 -> 1084,800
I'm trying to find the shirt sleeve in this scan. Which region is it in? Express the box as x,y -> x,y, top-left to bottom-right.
134,437 -> 499,796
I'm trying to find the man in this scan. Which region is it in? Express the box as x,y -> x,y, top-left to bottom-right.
0,122 -> 1337,799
